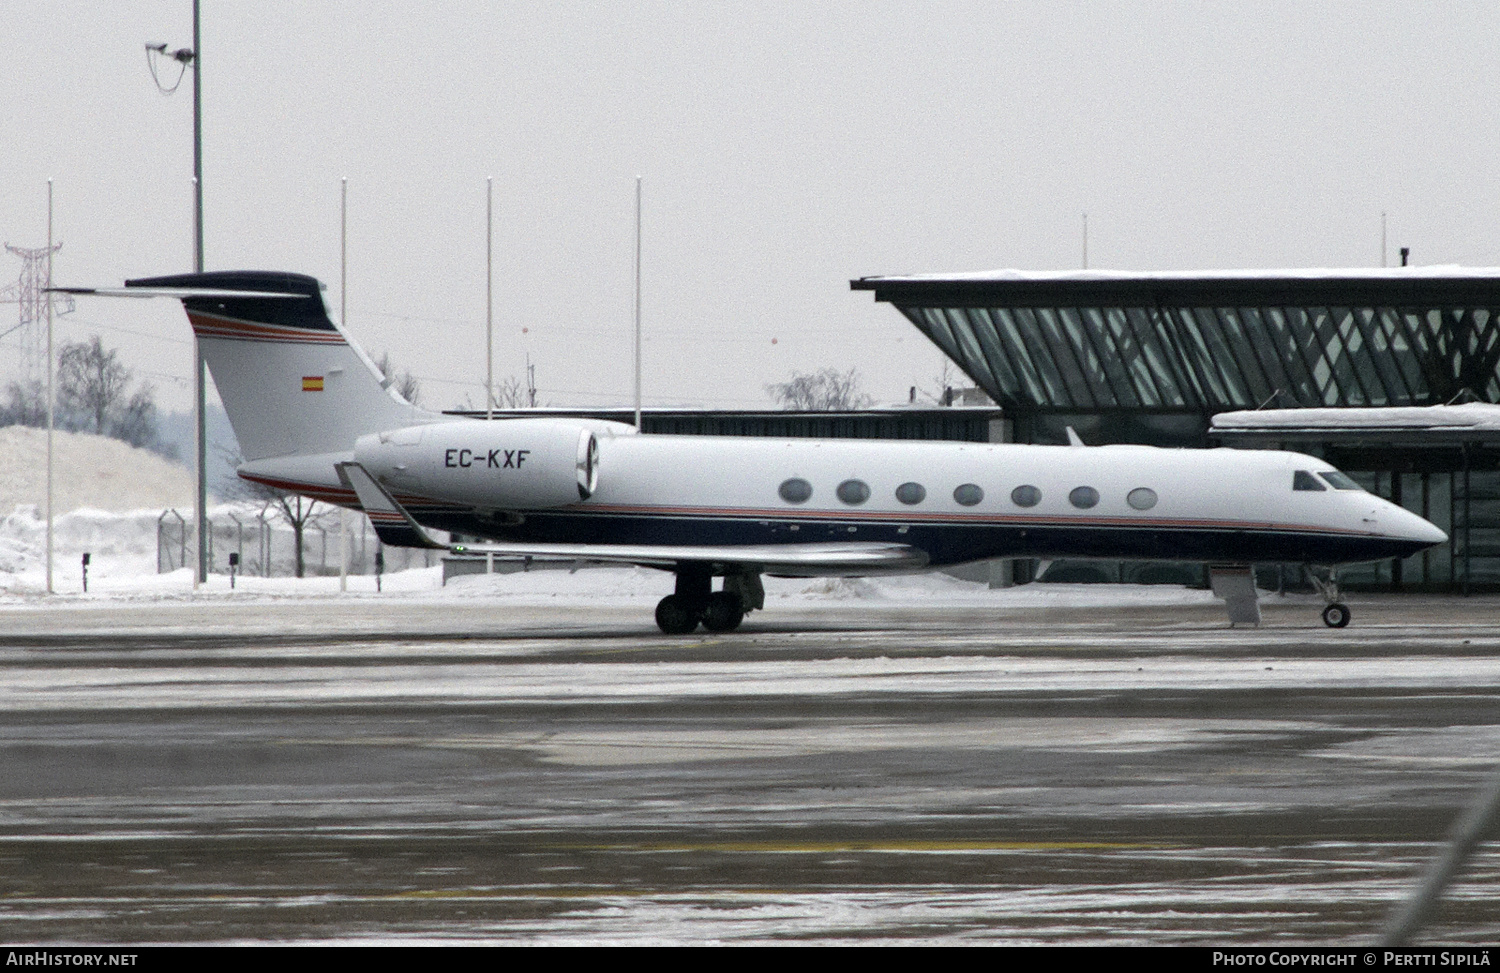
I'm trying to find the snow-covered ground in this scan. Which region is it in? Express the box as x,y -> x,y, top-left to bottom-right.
0,501 -> 1222,610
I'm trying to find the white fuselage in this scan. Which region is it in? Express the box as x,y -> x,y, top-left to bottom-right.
252,419 -> 1447,569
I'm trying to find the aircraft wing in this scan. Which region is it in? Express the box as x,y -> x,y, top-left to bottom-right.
443,539 -> 930,574
335,462 -> 929,575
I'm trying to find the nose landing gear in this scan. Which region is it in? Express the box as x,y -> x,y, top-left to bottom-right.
1307,566 -> 1352,628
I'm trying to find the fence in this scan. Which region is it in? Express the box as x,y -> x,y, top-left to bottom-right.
155,505 -> 433,577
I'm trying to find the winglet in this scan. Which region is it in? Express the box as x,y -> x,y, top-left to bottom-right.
336,462 -> 445,550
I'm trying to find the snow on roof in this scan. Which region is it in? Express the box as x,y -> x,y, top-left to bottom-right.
1212,403 -> 1500,431
860,266 -> 1500,285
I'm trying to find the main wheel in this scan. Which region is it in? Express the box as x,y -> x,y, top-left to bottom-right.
1322,602 -> 1351,628
701,591 -> 745,632
655,594 -> 700,634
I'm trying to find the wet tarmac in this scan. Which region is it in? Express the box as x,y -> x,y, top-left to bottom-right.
0,593 -> 1497,944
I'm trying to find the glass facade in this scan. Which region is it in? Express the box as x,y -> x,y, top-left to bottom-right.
902,303 -> 1500,411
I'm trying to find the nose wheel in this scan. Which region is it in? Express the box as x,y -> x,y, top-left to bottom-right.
1306,566 -> 1352,628
1321,602 -> 1352,628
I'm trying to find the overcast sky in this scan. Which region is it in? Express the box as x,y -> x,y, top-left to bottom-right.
5,2 -> 1500,414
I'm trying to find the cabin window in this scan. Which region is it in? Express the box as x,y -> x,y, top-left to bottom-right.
1127,487 -> 1158,510
836,479 -> 871,505
1293,470 -> 1327,492
1011,484 -> 1041,507
895,482 -> 926,505
1318,470 -> 1363,491
953,483 -> 984,506
779,478 -> 813,504
1069,486 -> 1100,509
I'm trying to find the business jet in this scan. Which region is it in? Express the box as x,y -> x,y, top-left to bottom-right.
58,271 -> 1447,631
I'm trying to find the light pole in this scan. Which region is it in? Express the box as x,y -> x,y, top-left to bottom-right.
339,177 -> 348,593
486,176 -> 494,421
46,179 -> 54,595
147,0 -> 207,586
634,176 -> 642,432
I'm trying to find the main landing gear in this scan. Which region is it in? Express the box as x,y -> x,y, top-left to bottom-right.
1306,566 -> 1352,628
654,567 -> 765,634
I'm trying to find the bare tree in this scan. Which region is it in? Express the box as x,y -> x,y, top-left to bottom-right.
265,491 -> 330,579
458,371 -> 541,412
765,367 -> 874,410
57,336 -> 130,434
46,336 -> 165,450
113,387 -> 162,450
0,380 -> 47,427
374,351 -> 421,406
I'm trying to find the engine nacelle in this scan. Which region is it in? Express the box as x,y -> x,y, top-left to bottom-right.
353,419 -> 599,509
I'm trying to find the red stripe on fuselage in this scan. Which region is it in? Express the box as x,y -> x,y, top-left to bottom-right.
187,311 -> 347,344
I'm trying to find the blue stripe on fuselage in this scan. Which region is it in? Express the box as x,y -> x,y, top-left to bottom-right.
414,509 -> 1426,566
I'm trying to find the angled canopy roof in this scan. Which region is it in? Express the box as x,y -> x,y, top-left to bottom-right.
853,267 -> 1500,306
853,268 -> 1500,412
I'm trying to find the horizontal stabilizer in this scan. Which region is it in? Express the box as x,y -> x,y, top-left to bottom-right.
46,287 -> 302,300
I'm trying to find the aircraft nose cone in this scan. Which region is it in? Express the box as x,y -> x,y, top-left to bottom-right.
1389,506 -> 1448,546
1415,517 -> 1449,546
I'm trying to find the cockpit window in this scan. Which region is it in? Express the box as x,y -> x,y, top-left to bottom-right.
1318,470 -> 1364,491
1293,470 -> 1327,492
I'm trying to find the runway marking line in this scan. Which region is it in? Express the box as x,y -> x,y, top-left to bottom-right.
562,840 -> 1163,853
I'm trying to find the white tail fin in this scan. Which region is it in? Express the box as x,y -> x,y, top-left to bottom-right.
127,271 -> 436,461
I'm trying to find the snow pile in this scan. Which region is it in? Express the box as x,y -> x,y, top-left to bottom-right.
0,504 -> 172,591
0,426 -> 194,515
0,501 -> 402,595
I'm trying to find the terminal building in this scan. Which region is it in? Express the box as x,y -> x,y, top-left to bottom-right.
852,268 -> 1500,591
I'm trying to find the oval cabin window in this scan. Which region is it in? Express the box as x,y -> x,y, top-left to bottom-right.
953,483 -> 984,506
779,478 -> 813,504
836,479 -> 871,505
1127,487 -> 1158,510
1069,486 -> 1100,509
1011,484 -> 1041,508
895,482 -> 926,505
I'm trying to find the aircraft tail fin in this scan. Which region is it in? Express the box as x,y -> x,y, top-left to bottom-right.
125,271 -> 435,461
